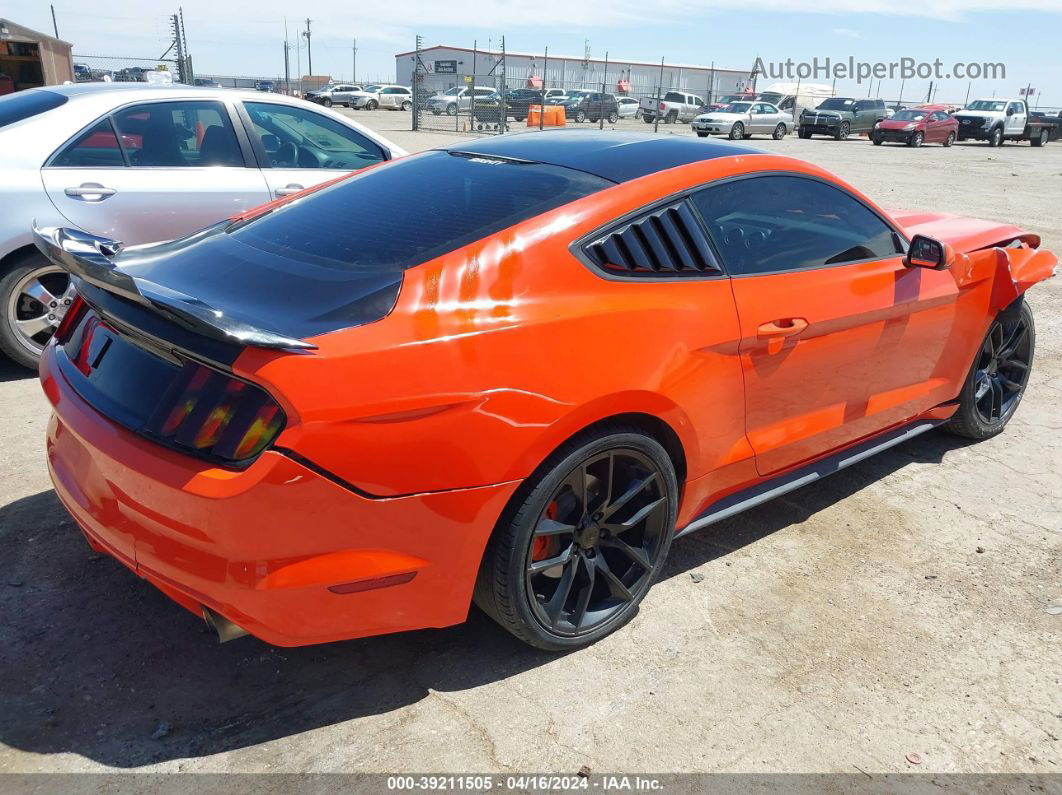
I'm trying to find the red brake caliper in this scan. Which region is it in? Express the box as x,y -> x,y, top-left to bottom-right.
531,501 -> 559,562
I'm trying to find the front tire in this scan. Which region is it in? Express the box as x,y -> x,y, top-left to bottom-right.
989,126 -> 1003,147
366,100 -> 378,111
696,131 -> 709,137
835,121 -> 850,140
945,301 -> 1034,440
474,427 -> 678,651
772,122 -> 786,140
574,110 -> 586,123
908,131 -> 924,147
321,98 -> 332,107
798,127 -> 811,139
729,122 -> 744,140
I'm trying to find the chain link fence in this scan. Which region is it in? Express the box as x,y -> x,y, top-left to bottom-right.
72,55 -> 189,85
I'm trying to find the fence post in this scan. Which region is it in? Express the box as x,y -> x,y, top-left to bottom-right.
599,51 -> 608,130
499,36 -> 507,135
540,46 -> 547,131
654,56 -> 664,133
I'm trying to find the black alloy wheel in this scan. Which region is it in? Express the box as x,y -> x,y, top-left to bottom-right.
946,301 -> 1035,439
475,428 -> 677,650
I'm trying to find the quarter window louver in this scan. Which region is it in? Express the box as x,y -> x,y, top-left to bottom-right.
584,201 -> 720,278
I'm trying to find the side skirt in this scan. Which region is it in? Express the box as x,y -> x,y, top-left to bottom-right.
675,419 -> 942,539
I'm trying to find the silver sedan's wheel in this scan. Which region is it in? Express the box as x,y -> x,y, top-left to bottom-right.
1,257 -> 75,369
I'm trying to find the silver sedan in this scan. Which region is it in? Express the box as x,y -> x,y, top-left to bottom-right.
691,101 -> 792,140
0,82 -> 406,368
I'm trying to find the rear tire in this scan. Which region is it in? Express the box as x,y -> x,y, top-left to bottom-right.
666,110 -> 678,124
696,131 -> 709,137
642,115 -> 654,124
945,301 -> 1034,440
1,252 -> 73,370
401,100 -> 412,111
772,123 -> 786,140
474,427 -> 678,651
607,111 -> 619,124
1031,128 -> 1048,147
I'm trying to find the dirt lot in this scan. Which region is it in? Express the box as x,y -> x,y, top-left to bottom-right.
1,110 -> 1060,776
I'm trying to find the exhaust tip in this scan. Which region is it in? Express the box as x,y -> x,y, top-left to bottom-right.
202,606 -> 249,643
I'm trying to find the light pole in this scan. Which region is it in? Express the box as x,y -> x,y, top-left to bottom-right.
303,19 -> 312,76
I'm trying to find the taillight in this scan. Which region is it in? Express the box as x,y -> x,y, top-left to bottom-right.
144,360 -> 286,465
55,294 -> 87,344
659,102 -> 666,111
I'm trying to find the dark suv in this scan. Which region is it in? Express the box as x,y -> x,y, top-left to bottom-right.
799,97 -> 886,140
567,92 -> 620,124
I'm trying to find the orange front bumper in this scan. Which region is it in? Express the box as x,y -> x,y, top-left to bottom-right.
41,345 -> 518,647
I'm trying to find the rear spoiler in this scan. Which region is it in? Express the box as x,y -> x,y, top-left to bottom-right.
32,225 -> 316,351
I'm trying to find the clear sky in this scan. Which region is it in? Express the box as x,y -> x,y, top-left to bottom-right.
7,0 -> 1062,107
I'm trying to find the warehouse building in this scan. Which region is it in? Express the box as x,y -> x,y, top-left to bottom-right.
395,44 -> 751,102
0,18 -> 73,94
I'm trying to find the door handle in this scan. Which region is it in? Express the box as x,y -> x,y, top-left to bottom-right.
757,318 -> 808,336
757,318 -> 808,353
64,184 -> 117,199
274,184 -> 304,197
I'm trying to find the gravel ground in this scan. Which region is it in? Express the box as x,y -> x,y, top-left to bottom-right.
0,109 -> 1059,777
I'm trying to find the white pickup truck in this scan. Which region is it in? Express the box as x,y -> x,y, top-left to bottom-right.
640,91 -> 705,124
953,98 -> 1060,147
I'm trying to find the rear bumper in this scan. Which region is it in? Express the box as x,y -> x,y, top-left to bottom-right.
41,344 -> 518,647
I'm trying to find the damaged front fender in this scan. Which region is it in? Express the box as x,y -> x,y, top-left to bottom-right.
951,242 -> 1057,311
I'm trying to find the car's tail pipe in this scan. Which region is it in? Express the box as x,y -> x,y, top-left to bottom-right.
202,607 -> 250,643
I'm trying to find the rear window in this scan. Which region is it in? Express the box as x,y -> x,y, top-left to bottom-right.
228,150 -> 612,270
0,89 -> 68,129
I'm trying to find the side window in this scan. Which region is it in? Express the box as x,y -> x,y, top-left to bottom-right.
112,100 -> 243,167
243,101 -> 386,169
691,175 -> 903,276
1008,102 -> 1024,115
50,118 -> 126,167
854,100 -> 869,110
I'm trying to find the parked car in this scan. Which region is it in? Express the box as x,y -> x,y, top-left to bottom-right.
34,130 -> 1054,650
691,101 -> 791,140
73,63 -> 92,82
0,82 -> 407,368
799,97 -> 887,140
872,108 -> 959,147
617,97 -> 640,118
426,86 -> 497,116
640,91 -> 705,124
348,85 -> 413,111
254,80 -> 276,93
193,77 -> 222,88
307,84 -> 363,107
953,99 -> 1060,147
115,66 -> 150,83
566,92 -> 620,124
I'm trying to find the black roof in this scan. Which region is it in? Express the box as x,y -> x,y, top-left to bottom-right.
440,130 -> 765,184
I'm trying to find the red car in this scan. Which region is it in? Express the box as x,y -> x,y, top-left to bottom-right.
35,132 -> 1055,650
873,107 -> 959,147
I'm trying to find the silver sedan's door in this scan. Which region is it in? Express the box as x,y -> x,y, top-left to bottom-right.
40,98 -> 270,245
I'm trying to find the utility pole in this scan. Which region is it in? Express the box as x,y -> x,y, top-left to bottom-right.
50,4 -> 59,38
352,39 -> 357,83
599,51 -> 608,130
303,18 -> 312,76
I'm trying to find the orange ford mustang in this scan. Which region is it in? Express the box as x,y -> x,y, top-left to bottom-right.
35,131 -> 1055,650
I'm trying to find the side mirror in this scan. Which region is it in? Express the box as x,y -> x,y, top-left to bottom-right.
904,234 -> 951,270
1006,108 -> 1014,116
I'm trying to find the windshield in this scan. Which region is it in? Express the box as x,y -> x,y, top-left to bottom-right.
756,92 -> 783,104
965,100 -> 1007,112
443,87 -> 462,96
817,98 -> 855,110
718,95 -> 745,103
892,110 -> 927,121
719,102 -> 752,114
229,151 -> 612,271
